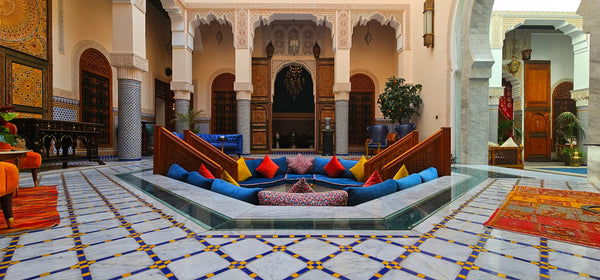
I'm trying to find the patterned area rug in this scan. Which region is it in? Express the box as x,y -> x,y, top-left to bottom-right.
0,186 -> 60,235
485,186 -> 600,248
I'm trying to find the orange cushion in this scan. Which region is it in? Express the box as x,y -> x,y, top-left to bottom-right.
20,151 -> 42,169
0,166 -> 6,193
364,170 -> 383,187
255,155 -> 278,179
4,122 -> 17,135
324,155 -> 345,178
0,162 -> 19,193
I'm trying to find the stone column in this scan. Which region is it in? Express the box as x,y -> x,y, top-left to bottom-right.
578,0 -> 599,183
111,57 -> 148,161
333,10 -> 352,155
488,87 -> 504,143
235,83 -> 252,155
171,81 -> 194,133
111,1 -> 147,161
572,89 -> 589,157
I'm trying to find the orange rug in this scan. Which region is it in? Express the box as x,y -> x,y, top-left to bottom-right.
485,186 -> 600,248
0,185 -> 60,235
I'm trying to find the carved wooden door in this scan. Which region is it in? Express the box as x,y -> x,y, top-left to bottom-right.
211,73 -> 237,134
349,74 -> 375,146
80,49 -> 112,146
251,58 -> 271,152
524,61 -> 551,161
316,59 -> 335,153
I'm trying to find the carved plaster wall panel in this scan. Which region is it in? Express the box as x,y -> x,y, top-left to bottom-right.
235,9 -> 250,49
336,10 -> 351,49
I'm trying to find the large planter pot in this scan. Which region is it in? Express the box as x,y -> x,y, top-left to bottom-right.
394,123 -> 416,140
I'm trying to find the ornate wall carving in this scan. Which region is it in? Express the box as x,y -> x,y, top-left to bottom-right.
11,62 -> 43,108
235,9 -> 249,49
0,0 -> 48,60
336,10 -> 351,49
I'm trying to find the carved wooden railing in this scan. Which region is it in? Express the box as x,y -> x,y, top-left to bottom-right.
183,130 -> 238,180
364,130 -> 419,180
381,127 -> 451,180
153,126 -> 223,178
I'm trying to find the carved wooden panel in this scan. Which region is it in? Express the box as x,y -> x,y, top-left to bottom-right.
80,49 -> 111,77
349,74 -> 375,146
317,59 -> 334,100
251,102 -> 270,152
252,58 -> 270,99
524,62 -> 550,108
316,102 -> 335,152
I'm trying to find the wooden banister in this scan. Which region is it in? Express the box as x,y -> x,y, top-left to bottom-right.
381,127 -> 451,180
183,130 -> 238,180
364,130 -> 419,180
153,126 -> 223,178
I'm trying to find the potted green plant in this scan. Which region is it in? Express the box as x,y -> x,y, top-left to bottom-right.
171,109 -> 204,133
497,119 -> 522,145
555,111 -> 585,166
0,111 -> 20,150
377,76 -> 423,138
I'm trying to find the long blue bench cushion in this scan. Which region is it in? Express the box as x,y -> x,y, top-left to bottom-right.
186,171 -> 215,190
211,179 -> 261,204
285,174 -> 315,184
339,159 -> 359,179
313,157 -> 329,175
172,132 -> 184,139
244,158 -> 263,177
167,164 -> 189,181
418,167 -> 438,182
238,174 -> 286,189
395,173 -> 422,191
314,174 -> 363,190
272,157 -> 288,175
344,179 -> 398,206
197,134 -> 243,154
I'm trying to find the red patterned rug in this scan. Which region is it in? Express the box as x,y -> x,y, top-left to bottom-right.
485,186 -> 600,248
0,185 -> 60,235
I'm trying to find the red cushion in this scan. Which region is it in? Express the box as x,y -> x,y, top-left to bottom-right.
198,164 -> 215,179
324,155 -> 345,178
255,155 -> 279,179
364,170 -> 383,187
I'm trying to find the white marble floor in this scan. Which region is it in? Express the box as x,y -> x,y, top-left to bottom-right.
0,160 -> 598,280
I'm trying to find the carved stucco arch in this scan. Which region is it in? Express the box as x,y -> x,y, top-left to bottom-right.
271,60 -> 316,103
71,40 -> 117,107
188,10 -> 236,45
351,10 -> 406,51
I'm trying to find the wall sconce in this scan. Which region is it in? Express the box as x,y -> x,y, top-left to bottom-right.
423,0 -> 434,48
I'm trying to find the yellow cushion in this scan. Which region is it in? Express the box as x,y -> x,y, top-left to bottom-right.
393,164 -> 409,180
237,157 -> 252,182
222,170 -> 240,186
349,156 -> 368,182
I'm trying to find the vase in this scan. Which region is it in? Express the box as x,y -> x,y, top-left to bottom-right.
395,123 -> 416,140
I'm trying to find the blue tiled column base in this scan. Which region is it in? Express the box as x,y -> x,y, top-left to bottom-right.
118,78 -> 142,161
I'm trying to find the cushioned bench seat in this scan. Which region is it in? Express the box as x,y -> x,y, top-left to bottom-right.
314,174 -> 363,190
285,174 -> 315,184
238,175 -> 286,189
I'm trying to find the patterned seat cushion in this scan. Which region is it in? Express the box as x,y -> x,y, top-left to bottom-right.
287,178 -> 315,193
258,190 -> 348,206
287,153 -> 313,174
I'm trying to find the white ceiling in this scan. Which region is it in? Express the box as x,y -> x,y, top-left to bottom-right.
493,0 -> 582,12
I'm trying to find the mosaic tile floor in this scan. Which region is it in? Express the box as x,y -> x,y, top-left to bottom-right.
1,160 -> 599,280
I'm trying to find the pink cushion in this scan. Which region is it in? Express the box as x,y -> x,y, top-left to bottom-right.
364,170 -> 383,187
256,155 -> 279,179
288,178 -> 315,193
324,155 -> 345,178
258,190 -> 348,206
287,153 -> 313,174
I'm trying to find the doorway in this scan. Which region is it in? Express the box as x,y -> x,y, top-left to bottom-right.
349,74 -> 375,147
524,61 -> 551,161
272,65 -> 315,149
211,73 -> 237,134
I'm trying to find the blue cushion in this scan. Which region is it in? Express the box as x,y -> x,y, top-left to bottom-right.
395,173 -> 422,190
245,159 -> 262,177
172,132 -> 184,139
419,167 -> 438,182
272,157 -> 288,175
285,174 -> 315,184
313,157 -> 329,175
339,159 -> 359,179
186,171 -> 214,190
314,174 -> 363,190
211,179 -> 261,204
238,175 -> 286,189
167,164 -> 189,181
344,179 -> 398,206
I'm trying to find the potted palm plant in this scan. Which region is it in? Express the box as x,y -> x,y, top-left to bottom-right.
555,111 -> 585,166
377,76 -> 423,139
171,109 -> 204,133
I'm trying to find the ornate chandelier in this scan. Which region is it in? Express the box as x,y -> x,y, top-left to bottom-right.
284,65 -> 305,102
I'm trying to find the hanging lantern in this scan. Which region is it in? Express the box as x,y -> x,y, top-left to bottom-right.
507,56 -> 521,76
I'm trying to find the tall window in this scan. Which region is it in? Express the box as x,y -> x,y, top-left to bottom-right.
80,49 -> 112,146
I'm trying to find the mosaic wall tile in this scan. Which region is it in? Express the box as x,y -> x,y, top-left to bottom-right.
11,62 -> 43,108
53,107 -> 76,122
0,0 -> 48,60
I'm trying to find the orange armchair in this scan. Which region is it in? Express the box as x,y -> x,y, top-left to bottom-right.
0,162 -> 19,227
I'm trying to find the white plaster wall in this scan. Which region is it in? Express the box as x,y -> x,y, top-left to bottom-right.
408,0 -> 454,139
52,0 -> 113,93
143,3 -> 172,117
192,22 -> 236,118
574,49 -> 589,90
350,22 -> 397,119
531,33 -> 574,88
490,48 -> 503,87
